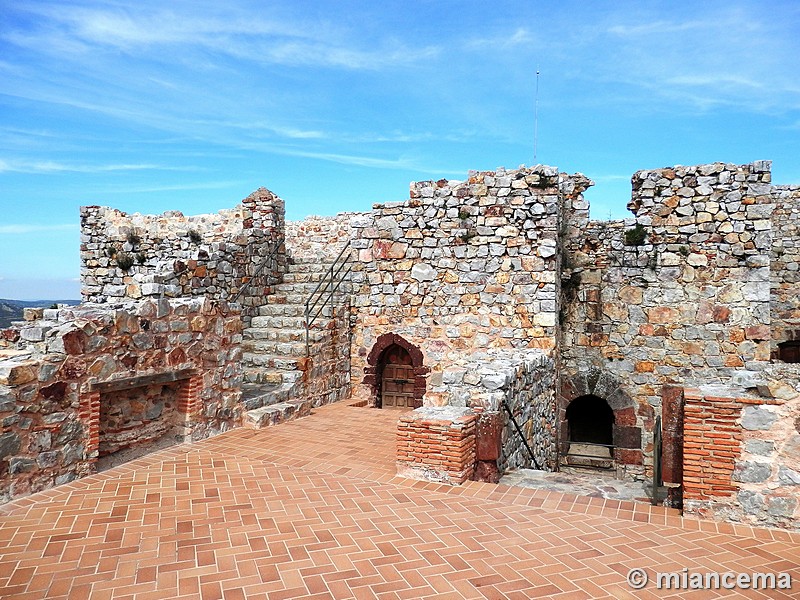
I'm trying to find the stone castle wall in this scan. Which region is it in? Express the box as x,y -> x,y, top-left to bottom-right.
680,365 -> 800,530
349,166 -> 568,407
425,348 -> 557,472
771,185 -> 800,350
561,161 -> 775,478
0,297 -> 242,503
80,188 -> 286,326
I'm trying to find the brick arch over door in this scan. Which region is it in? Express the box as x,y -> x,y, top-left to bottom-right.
364,333 -> 429,408
559,367 -> 643,466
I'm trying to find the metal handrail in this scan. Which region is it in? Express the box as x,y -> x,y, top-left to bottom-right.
501,398 -> 542,470
652,415 -> 662,505
231,236 -> 285,305
304,241 -> 352,357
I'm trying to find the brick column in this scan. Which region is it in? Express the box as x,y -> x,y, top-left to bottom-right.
176,375 -> 203,425
682,389 -> 742,501
396,407 -> 477,485
79,390 -> 101,462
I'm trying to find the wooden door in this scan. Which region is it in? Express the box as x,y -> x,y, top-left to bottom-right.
382,364 -> 415,408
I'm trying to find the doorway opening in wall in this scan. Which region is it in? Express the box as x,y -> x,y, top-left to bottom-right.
378,344 -> 415,409
564,394 -> 615,469
778,340 -> 800,363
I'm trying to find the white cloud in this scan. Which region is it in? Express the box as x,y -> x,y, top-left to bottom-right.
4,4 -> 439,71
0,224 -> 77,234
0,159 -> 190,174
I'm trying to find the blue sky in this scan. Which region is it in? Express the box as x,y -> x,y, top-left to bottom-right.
1,1 -> 799,300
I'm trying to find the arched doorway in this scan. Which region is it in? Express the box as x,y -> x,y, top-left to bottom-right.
363,333 -> 427,408
379,344 -> 414,409
564,394 -> 615,468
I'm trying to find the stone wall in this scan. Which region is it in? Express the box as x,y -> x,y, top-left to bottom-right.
350,166 -> 567,406
681,365 -> 800,530
425,348 -> 557,473
562,161 -> 775,478
771,185 -> 800,351
80,188 -> 286,326
0,297 -> 242,503
285,214 -> 358,261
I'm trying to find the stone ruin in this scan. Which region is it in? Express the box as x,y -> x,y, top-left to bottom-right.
1,160 -> 799,531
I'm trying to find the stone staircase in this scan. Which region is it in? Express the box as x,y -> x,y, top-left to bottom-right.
240,254 -> 349,428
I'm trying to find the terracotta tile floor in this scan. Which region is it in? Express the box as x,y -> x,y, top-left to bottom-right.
1,401 -> 799,599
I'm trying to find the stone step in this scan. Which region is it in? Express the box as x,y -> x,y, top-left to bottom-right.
242,366 -> 303,385
255,300 -> 349,317
285,263 -> 338,275
244,398 -> 313,428
248,315 -> 308,329
241,340 -> 307,357
241,352 -> 306,370
281,271 -> 329,283
257,303 -> 307,317
243,328 -> 324,344
265,293 -> 349,307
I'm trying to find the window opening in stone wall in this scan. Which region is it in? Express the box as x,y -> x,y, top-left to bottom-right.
564,394 -> 615,469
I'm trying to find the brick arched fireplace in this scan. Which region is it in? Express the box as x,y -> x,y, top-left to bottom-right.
363,333 -> 428,408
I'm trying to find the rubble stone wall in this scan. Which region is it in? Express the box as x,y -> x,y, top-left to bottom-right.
562,161 -> 775,478
80,188 -> 286,327
0,297 -> 242,503
681,366 -> 800,530
350,167 -> 566,406
285,214 -> 358,260
425,348 -> 557,472
771,185 -> 800,350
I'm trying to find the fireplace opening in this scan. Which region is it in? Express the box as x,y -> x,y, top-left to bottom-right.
564,394 -> 615,469
97,382 -> 183,470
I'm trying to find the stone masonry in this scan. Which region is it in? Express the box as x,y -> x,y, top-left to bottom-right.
1,159 -> 799,531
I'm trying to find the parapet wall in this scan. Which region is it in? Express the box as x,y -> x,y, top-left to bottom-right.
350,166 -> 569,406
0,298 -> 242,503
426,348 -> 557,472
562,161 -> 775,478
680,365 -> 800,531
771,185 -> 800,350
80,188 -> 286,326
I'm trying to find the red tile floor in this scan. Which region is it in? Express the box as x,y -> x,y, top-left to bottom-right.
1,401 -> 799,599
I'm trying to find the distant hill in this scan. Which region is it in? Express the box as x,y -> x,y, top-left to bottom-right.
0,299 -> 80,329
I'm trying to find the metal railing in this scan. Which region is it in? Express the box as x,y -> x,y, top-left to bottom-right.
501,398 -> 542,470
304,241 -> 352,357
652,415 -> 662,505
230,236 -> 285,305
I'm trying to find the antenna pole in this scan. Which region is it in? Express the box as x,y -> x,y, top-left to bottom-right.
534,67 -> 540,164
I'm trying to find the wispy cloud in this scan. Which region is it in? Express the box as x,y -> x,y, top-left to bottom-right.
0,159 -> 192,174
0,224 -> 77,234
4,4 -> 439,71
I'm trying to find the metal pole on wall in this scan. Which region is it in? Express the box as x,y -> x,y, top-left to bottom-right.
534,67 -> 540,164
